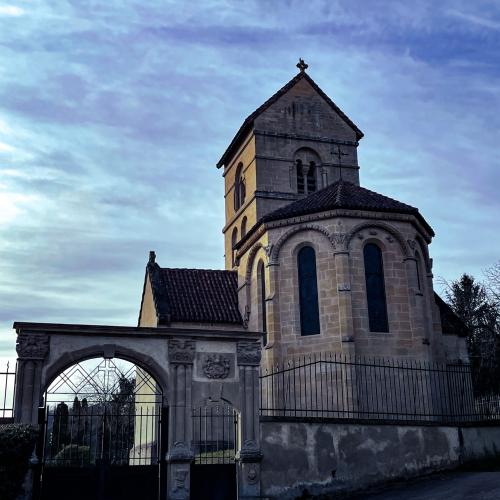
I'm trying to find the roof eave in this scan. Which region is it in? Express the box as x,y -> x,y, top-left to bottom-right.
216,121 -> 254,169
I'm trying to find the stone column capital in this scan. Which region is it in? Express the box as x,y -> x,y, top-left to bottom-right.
168,338 -> 195,364
16,333 -> 50,360
237,341 -> 262,366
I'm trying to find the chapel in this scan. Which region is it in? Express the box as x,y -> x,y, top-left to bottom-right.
138,60 -> 468,369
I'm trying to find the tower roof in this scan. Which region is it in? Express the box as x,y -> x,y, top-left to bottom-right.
236,180 -> 434,247
216,70 -> 364,169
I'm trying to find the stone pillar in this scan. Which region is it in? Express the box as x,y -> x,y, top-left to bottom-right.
14,333 -> 50,424
236,341 -> 262,499
332,229 -> 358,416
166,339 -> 195,500
404,256 -> 429,354
265,260 -> 282,365
333,249 -> 355,355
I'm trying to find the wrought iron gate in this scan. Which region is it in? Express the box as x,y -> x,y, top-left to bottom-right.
36,358 -> 167,500
191,403 -> 238,500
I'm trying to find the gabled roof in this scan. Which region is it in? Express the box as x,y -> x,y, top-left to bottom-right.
434,293 -> 469,337
216,71 -> 364,168
146,261 -> 242,325
260,180 -> 434,236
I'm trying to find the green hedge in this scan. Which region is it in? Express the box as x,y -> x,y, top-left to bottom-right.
0,424 -> 38,500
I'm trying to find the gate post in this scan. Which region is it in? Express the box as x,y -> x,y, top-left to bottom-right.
14,333 -> 50,424
166,339 -> 195,500
236,341 -> 263,499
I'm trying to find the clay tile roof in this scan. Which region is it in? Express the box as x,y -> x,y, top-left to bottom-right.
434,293 -> 469,337
216,71 -> 364,168
148,265 -> 242,325
260,180 -> 435,237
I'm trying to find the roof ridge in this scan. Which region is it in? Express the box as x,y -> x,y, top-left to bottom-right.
161,267 -> 236,273
216,71 -> 363,168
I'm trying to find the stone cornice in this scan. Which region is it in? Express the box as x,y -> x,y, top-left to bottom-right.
253,129 -> 359,147
13,322 -> 261,342
236,207 -> 433,262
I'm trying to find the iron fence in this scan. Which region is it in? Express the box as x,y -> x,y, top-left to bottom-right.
0,362 -> 16,420
42,401 -> 163,466
192,404 -> 238,464
260,353 -> 500,423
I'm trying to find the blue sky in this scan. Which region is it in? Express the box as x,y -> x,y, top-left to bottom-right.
0,0 -> 499,361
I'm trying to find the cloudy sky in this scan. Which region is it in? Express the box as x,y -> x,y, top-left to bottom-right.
0,0 -> 499,361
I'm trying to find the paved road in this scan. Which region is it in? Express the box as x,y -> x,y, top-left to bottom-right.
353,472 -> 500,500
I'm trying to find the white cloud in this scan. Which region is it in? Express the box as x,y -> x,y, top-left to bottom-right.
0,4 -> 24,16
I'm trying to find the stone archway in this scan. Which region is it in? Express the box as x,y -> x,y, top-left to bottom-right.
39,356 -> 167,500
13,322 -> 263,500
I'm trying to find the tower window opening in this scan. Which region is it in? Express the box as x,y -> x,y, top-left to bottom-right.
297,160 -> 305,194
234,163 -> 245,211
231,227 -> 238,267
306,161 -> 316,193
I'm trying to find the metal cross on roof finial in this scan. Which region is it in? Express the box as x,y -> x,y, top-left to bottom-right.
296,58 -> 308,73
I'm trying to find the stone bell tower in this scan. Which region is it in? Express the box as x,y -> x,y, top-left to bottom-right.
218,59 -> 364,270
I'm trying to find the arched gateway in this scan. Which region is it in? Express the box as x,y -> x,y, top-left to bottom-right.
14,322 -> 262,500
41,357 -> 166,500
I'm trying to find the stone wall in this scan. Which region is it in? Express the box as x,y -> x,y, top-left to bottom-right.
236,211 -> 465,369
260,418 -> 500,499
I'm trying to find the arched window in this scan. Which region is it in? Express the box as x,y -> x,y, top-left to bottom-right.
241,216 -> 247,239
306,161 -> 317,193
231,227 -> 238,267
296,160 -> 305,194
257,260 -> 267,346
295,148 -> 319,195
363,243 -> 389,332
233,163 -> 245,211
298,246 -> 320,335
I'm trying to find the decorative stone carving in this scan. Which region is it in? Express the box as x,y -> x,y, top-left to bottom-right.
357,233 -> 364,240
168,339 -> 195,364
172,467 -> 189,495
369,229 -> 378,235
386,236 -> 394,243
337,283 -> 351,292
243,305 -> 250,329
263,244 -> 273,258
407,239 -> 417,250
237,341 -> 261,366
247,467 -> 259,484
331,221 -> 347,249
16,334 -> 49,359
202,354 -> 231,379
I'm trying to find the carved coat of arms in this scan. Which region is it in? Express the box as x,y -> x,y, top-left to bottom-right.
202,354 -> 231,379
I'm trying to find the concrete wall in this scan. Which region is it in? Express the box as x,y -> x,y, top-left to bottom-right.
260,418 -> 500,499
